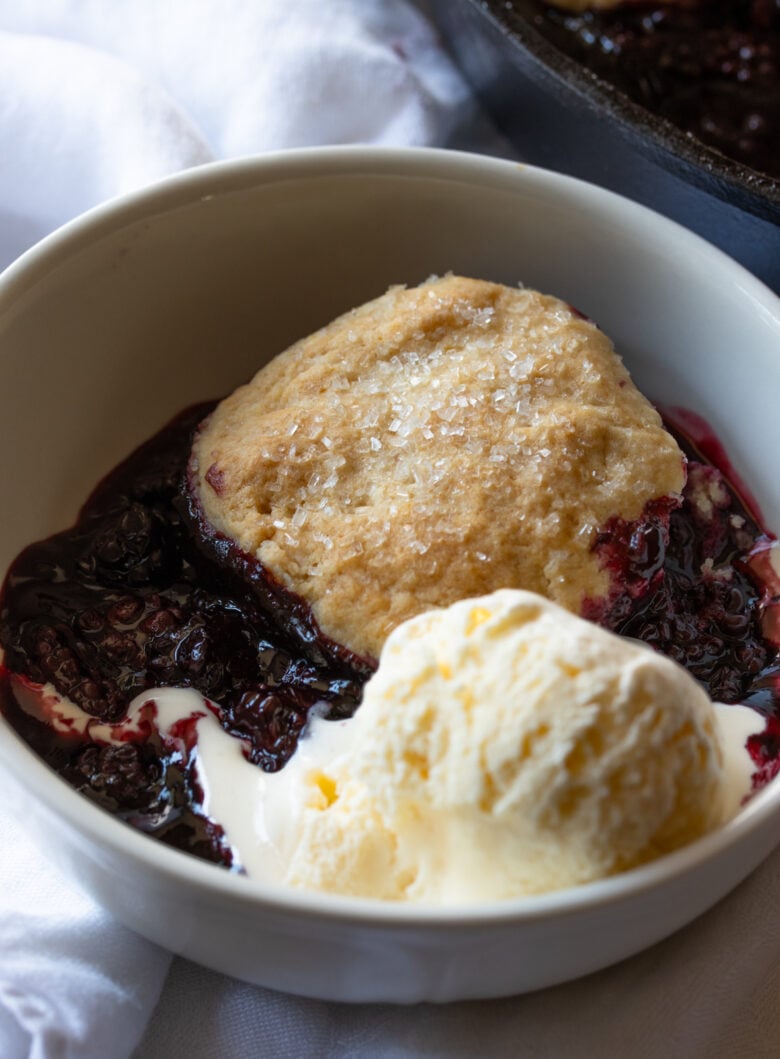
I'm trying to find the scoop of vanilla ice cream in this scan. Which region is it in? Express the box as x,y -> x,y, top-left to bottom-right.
280,590 -> 727,903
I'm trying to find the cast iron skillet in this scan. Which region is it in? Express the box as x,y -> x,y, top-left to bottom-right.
429,0 -> 780,291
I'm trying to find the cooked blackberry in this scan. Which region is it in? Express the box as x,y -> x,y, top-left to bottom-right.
0,402 -> 777,864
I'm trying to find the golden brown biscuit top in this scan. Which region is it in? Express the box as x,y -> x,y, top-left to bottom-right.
190,275 -> 685,659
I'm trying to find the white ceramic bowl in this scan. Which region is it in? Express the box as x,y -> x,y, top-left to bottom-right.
1,147 -> 779,1004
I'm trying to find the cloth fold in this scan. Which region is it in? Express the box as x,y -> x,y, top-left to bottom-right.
0,799 -> 170,1059
0,0 -> 502,271
0,28 -> 213,266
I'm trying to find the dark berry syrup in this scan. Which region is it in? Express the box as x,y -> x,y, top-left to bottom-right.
0,403 -> 778,866
0,405 -> 370,867
584,410 -> 780,788
533,0 -> 780,178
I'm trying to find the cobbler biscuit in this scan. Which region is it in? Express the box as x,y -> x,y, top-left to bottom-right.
190,275 -> 685,659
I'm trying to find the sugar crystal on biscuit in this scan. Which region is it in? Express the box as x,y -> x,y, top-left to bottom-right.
190,275 -> 685,659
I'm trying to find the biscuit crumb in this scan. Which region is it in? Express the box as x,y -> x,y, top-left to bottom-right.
191,276 -> 685,659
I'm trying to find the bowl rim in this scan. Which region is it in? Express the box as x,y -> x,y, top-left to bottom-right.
1,144 -> 779,929
459,0 -> 780,221
2,145 -> 778,311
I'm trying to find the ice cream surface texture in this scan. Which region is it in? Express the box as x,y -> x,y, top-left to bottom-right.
265,590 -> 728,903
8,588 -> 759,902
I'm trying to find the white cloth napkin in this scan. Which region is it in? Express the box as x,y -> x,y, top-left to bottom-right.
0,801 -> 170,1059
0,3 -> 777,1058
0,0 -> 502,272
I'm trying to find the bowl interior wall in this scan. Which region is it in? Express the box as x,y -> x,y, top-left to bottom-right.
0,159 -> 778,567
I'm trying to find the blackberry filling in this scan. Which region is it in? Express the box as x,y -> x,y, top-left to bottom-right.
532,0 -> 780,177
0,403 -> 777,865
